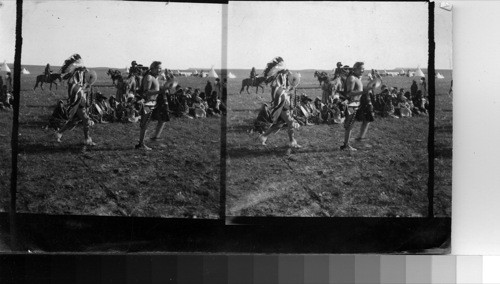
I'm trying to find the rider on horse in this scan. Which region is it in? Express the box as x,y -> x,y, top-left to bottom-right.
250,67 -> 257,85
44,63 -> 52,81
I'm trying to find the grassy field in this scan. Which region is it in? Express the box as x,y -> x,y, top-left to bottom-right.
0,66 -> 220,218
225,69 -> 452,217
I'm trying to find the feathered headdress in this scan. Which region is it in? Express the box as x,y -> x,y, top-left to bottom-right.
263,57 -> 286,78
60,54 -> 84,75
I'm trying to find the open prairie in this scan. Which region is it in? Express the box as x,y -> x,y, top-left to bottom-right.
0,66 -> 221,218
225,69 -> 452,217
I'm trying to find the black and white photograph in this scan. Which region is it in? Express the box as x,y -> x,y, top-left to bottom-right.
226,2 -> 452,218
0,1 -> 223,219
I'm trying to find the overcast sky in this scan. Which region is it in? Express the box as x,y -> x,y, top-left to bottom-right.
1,1 -> 222,69
1,1 -> 452,70
228,2 -> 451,70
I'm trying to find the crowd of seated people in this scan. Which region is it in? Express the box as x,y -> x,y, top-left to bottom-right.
372,84 -> 428,118
256,79 -> 430,131
47,84 -> 225,126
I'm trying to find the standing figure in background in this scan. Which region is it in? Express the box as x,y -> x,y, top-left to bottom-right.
420,77 -> 427,98
5,72 -> 13,93
215,78 -> 221,99
205,80 -> 213,100
333,62 -> 343,79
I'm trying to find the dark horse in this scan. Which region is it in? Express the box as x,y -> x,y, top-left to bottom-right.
107,69 -> 122,85
314,71 -> 329,86
33,73 -> 63,90
239,76 -> 267,94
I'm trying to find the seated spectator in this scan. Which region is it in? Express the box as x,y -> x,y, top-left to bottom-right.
404,91 -> 412,101
412,90 -> 428,115
109,96 -> 119,111
396,93 -> 412,117
197,89 -> 206,101
89,92 -> 114,123
170,85 -> 191,118
382,89 -> 397,118
0,85 -> 12,110
191,96 -> 207,118
206,91 -> 221,117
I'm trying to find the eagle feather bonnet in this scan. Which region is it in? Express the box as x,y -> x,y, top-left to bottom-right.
263,57 -> 287,83
61,54 -> 85,80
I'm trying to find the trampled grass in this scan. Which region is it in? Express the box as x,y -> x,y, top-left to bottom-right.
225,69 -> 452,217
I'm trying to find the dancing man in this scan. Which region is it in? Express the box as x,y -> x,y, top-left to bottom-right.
135,61 -> 171,150
341,61 -> 378,151
55,54 -> 96,146
258,57 -> 301,149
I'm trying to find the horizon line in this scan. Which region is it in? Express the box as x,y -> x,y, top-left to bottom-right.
7,63 -> 453,71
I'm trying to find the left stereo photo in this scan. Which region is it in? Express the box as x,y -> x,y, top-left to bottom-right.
0,1 -> 223,219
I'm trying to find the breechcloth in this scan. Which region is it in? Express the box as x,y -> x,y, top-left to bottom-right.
343,106 -> 358,129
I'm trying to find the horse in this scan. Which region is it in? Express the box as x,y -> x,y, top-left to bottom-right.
314,71 -> 329,86
239,76 -> 267,94
33,73 -> 62,90
107,69 -> 122,85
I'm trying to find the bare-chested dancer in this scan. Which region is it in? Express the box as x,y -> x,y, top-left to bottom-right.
341,61 -> 375,151
135,61 -> 169,150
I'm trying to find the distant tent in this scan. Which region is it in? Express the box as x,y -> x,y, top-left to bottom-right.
414,66 -> 425,77
1,61 -> 11,72
21,68 -> 30,74
228,72 -> 236,79
208,66 -> 218,78
125,66 -> 129,74
193,69 -> 199,75
399,69 -> 405,75
436,72 -> 445,79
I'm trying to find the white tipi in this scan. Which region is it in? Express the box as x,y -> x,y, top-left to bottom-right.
414,66 -> 425,77
208,66 -> 218,78
228,72 -> 236,79
1,61 -> 11,72
436,72 -> 445,79
21,68 -> 30,74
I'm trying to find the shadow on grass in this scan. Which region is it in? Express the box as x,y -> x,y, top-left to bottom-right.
19,121 -> 50,129
229,109 -> 259,113
227,145 -> 335,159
227,124 -> 254,134
228,146 -> 286,159
434,124 -> 452,134
435,147 -> 452,159
23,104 -> 56,109
18,142 -> 136,155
